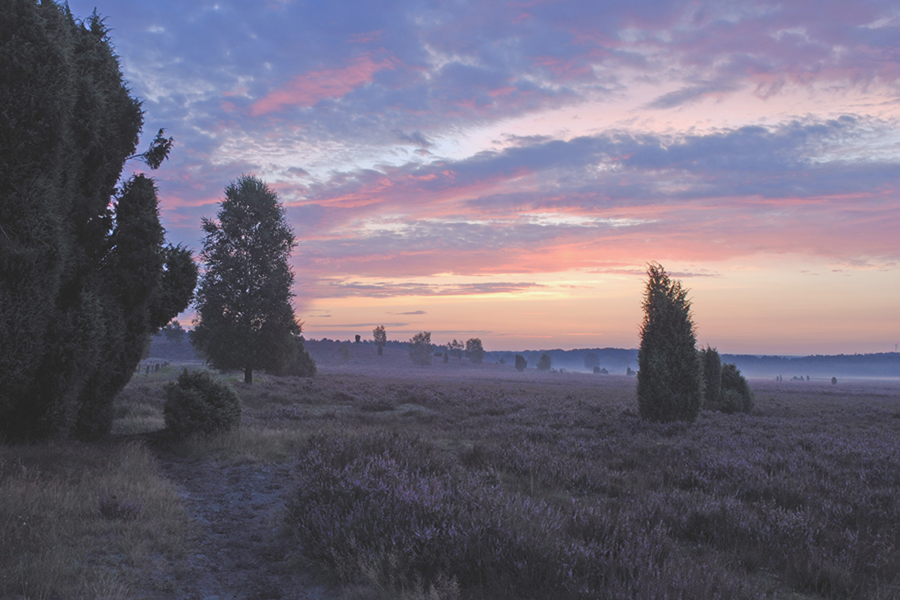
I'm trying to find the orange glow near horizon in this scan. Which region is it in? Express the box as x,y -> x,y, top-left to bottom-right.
291,256 -> 900,355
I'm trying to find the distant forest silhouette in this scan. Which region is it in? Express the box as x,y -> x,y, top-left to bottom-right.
148,333 -> 899,379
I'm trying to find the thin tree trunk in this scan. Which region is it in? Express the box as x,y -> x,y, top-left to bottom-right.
244,367 -> 253,384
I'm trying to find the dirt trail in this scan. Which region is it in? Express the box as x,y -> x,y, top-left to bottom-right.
153,448 -> 332,600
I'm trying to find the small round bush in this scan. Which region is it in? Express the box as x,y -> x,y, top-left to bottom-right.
163,369 -> 241,438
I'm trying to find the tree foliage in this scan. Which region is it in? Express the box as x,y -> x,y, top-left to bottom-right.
465,338 -> 485,364
721,363 -> 753,414
129,128 -> 174,170
163,320 -> 187,343
409,332 -> 433,366
700,346 -> 722,407
636,263 -> 702,423
191,176 -> 311,383
537,353 -> 552,371
267,335 -> 317,378
0,3 -> 196,441
448,339 -> 465,360
584,352 -> 601,371
373,325 -> 387,356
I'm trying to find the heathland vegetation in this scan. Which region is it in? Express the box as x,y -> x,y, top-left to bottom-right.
3,360 -> 900,599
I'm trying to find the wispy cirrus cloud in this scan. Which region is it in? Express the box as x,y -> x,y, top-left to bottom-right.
248,54 -> 399,116
277,115 -> 900,282
313,279 -> 547,298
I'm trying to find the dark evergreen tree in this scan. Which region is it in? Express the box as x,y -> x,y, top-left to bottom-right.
191,176 -> 310,383
515,354 -> 527,372
584,352 -> 601,371
700,346 -> 722,407
0,3 -> 196,441
636,263 -> 702,422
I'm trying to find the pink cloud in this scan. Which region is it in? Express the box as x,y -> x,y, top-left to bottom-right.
287,185 -> 900,282
249,54 -> 396,116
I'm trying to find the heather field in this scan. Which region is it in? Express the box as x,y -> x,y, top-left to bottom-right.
3,346 -> 900,599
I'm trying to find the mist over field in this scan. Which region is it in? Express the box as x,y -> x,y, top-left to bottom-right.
148,334 -> 900,380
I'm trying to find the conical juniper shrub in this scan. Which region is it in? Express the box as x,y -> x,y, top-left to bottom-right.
163,369 -> 241,438
636,263 -> 703,422
0,2 -> 196,440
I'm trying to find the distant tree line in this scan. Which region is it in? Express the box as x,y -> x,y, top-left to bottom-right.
402,331 -> 487,367
716,352 -> 900,379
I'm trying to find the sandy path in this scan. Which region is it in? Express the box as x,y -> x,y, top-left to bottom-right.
154,450 -> 332,600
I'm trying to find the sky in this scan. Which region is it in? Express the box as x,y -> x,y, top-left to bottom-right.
69,0 -> 900,355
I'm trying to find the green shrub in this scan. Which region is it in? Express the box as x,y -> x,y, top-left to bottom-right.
267,335 -> 317,377
163,370 -> 241,438
721,363 -> 753,413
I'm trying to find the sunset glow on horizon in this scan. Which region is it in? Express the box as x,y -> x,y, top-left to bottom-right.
70,0 -> 900,355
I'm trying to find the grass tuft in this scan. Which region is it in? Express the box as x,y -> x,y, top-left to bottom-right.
0,441 -> 189,599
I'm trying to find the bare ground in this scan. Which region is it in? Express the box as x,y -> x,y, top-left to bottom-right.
150,444 -> 332,600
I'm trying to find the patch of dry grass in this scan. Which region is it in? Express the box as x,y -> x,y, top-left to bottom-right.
111,366 -> 179,435
0,440 -> 189,599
